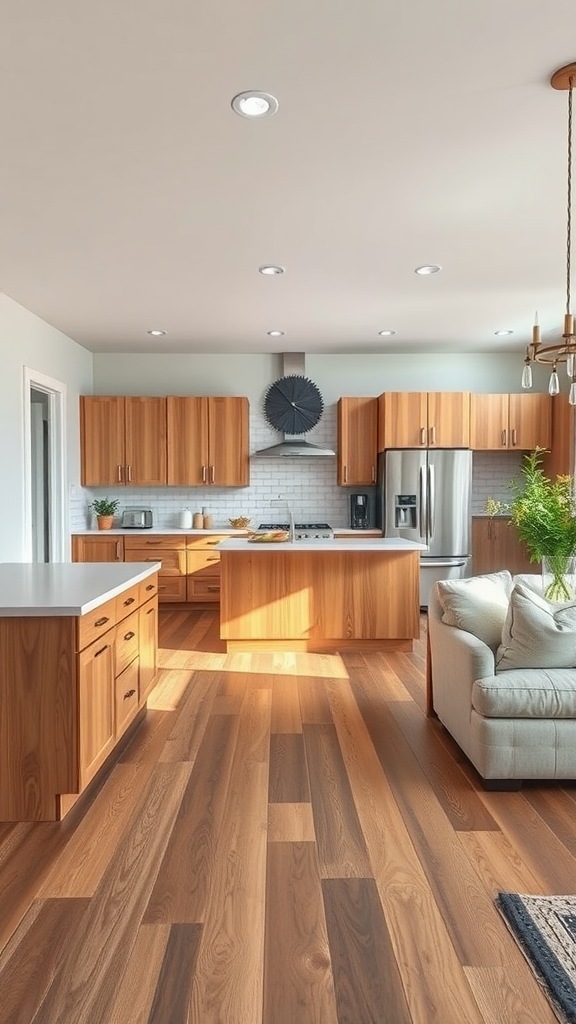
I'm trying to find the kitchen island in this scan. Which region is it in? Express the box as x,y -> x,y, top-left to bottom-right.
218,537 -> 426,652
0,561 -> 160,821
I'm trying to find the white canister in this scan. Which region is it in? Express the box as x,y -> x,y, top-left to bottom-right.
179,508 -> 193,529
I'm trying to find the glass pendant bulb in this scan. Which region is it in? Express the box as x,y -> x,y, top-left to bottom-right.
568,353 -> 576,377
570,380 -> 576,405
521,360 -> 533,389
549,365 -> 560,395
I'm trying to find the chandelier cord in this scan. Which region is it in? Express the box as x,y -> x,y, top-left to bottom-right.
567,76 -> 573,317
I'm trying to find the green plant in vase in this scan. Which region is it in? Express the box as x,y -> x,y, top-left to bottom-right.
486,448 -> 576,601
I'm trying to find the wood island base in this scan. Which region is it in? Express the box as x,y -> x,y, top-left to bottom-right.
219,546 -> 420,652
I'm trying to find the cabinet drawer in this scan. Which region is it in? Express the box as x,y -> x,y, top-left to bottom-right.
116,583 -> 140,621
77,597 -> 117,652
124,534 -> 187,550
187,576 -> 221,601
139,574 -> 159,604
157,576 -> 187,602
115,609 -> 140,677
187,550 -> 221,575
125,548 -> 186,575
187,534 -> 227,550
115,658 -> 140,737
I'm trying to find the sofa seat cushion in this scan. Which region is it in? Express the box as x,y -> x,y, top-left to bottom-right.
472,668 -> 576,718
496,583 -> 576,671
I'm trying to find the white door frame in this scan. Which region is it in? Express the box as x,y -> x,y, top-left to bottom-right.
23,367 -> 68,562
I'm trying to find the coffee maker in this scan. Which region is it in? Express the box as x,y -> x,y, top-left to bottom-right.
350,493 -> 370,529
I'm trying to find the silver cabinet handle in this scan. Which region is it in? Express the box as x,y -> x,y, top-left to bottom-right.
126,465 -> 132,482
117,464 -> 123,482
512,429 -> 517,446
430,426 -> 436,445
371,465 -> 375,483
116,541 -> 122,560
210,465 -> 215,483
501,429 -> 507,447
202,465 -> 207,483
420,427 -> 426,446
94,616 -> 109,627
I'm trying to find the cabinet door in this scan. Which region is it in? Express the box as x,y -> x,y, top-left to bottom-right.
208,397 -> 250,486
115,658 -> 140,737
124,397 -> 167,485
72,535 -> 124,562
337,398 -> 378,485
139,597 -> 158,702
472,517 -> 535,575
544,394 -> 575,479
382,393 -> 428,447
80,396 -> 125,486
428,393 -> 470,447
166,396 -> 209,485
508,393 -> 552,451
78,638 -> 115,787
470,394 -> 509,450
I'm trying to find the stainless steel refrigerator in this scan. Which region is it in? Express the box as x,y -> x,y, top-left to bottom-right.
376,449 -> 473,608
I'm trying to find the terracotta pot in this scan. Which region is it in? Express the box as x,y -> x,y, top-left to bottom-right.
96,515 -> 115,530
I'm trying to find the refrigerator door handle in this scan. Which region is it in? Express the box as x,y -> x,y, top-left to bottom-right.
428,463 -> 435,539
419,464 -> 427,539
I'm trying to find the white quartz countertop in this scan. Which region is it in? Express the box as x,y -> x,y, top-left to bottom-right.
218,538 -> 427,552
0,562 -> 161,616
71,527 -> 383,537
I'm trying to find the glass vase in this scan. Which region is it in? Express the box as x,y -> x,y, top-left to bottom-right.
541,554 -> 576,602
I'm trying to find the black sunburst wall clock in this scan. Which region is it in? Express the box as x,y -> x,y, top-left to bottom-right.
264,374 -> 325,434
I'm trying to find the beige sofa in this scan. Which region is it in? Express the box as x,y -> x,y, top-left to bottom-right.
427,575 -> 576,789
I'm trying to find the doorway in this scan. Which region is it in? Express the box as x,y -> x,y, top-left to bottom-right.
23,368 -> 67,562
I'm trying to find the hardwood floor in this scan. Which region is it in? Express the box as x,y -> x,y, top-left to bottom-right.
0,608 -> 569,1022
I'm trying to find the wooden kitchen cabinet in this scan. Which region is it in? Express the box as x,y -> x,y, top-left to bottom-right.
72,534 -> 125,562
78,636 -> 116,788
472,517 -> 536,575
167,396 -> 249,486
80,395 -> 167,486
124,534 -> 187,603
337,397 -> 378,485
378,392 -> 470,449
139,596 -> 159,701
470,393 -> 551,450
186,534 -> 226,603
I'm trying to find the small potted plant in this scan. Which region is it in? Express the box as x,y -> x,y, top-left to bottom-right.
90,497 -> 120,530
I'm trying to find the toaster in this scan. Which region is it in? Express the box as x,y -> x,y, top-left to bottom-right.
121,508 -> 153,529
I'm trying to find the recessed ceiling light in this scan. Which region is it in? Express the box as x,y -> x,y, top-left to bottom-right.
147,329 -> 166,336
259,265 -> 284,275
378,330 -> 396,336
495,329 -> 514,336
415,264 -> 442,275
231,91 -> 279,118
267,330 -> 285,336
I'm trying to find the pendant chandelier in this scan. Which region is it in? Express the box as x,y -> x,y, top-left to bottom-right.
522,62 -> 576,403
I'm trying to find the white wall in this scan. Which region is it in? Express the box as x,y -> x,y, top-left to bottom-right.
0,295 -> 93,560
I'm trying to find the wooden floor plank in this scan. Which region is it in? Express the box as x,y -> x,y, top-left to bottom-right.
144,713 -> 240,924
298,676 -> 334,724
271,674 -> 303,733
268,734 -> 310,803
108,924 -> 171,1024
263,842 -> 338,1024
267,803 -> 316,843
322,876 -> 412,1024
303,723 -> 372,878
464,966 -> 558,1024
157,671 -> 220,762
148,923 -> 202,1024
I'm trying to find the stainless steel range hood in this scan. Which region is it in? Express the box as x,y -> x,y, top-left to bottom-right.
254,353 -> 336,458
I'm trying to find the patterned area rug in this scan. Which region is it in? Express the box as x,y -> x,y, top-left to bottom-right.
497,893 -> 576,1023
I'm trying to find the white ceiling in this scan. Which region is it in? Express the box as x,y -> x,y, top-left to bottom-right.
1,0 -> 576,357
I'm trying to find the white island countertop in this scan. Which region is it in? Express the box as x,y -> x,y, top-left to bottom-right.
0,562 -> 161,617
218,538 -> 427,552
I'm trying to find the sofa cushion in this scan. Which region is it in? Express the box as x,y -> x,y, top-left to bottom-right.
435,570 -> 512,650
496,583 -> 576,671
472,668 -> 576,718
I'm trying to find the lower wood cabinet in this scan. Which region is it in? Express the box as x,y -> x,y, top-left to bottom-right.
123,535 -> 187,603
472,517 -> 536,576
187,534 -> 226,602
78,637 -> 116,788
72,534 -> 124,562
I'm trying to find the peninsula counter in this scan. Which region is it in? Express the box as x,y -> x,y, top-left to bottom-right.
0,562 -> 160,821
218,538 -> 427,652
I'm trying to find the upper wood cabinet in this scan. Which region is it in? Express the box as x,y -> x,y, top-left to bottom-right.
543,394 -> 575,479
80,396 -> 167,486
472,517 -> 536,576
378,392 -> 470,449
469,393 -> 551,451
167,396 -> 249,487
337,397 -> 378,485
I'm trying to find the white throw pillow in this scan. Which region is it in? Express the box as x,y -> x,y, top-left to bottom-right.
496,583 -> 576,671
435,570 -> 513,650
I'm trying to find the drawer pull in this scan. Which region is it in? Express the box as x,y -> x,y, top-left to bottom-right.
123,688 -> 136,700
207,586 -> 220,592
123,597 -> 135,606
146,607 -> 154,615
95,644 -> 109,658
145,583 -> 154,591
123,630 -> 136,641
207,556 -> 219,562
159,585 -> 167,590
207,541 -> 219,546
94,616 -> 109,627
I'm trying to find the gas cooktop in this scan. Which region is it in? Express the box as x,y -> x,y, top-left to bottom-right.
258,522 -> 334,539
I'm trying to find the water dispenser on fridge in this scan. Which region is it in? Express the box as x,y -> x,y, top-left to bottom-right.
394,494 -> 417,529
